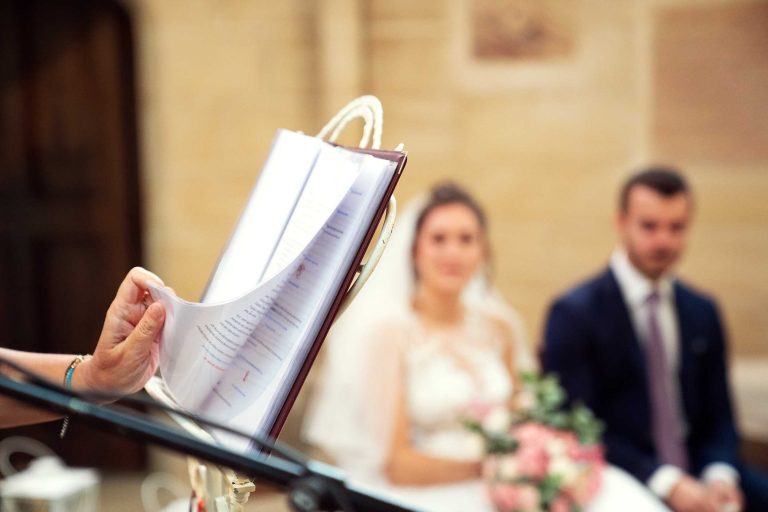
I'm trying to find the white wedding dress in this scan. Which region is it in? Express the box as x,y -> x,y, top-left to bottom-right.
302,195 -> 669,511
305,308 -> 669,512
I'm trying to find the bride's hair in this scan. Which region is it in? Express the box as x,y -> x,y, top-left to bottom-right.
411,181 -> 492,282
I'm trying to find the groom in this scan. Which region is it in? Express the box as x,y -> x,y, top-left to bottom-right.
541,167 -> 768,512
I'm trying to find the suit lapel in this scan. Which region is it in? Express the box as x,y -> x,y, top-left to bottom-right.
602,268 -> 645,373
602,268 -> 653,438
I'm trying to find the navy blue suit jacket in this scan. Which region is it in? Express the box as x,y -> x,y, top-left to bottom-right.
541,267 -> 740,483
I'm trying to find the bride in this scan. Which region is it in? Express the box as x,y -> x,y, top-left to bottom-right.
302,182 -> 669,511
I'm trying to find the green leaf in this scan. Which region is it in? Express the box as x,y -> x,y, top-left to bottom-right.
520,370 -> 539,386
485,432 -> 519,454
539,474 -> 563,505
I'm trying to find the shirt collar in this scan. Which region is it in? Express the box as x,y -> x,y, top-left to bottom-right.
610,248 -> 674,308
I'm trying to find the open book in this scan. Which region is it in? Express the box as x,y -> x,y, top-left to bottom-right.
148,129 -> 407,452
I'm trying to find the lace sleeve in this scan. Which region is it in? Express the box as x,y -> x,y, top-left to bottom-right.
301,315 -> 408,481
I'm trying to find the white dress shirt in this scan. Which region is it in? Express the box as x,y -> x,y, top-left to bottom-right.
610,249 -> 738,498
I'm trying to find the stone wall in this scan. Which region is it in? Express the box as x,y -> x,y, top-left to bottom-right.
127,0 -> 768,361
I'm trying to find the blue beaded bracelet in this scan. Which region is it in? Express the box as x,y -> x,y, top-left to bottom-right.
59,355 -> 89,439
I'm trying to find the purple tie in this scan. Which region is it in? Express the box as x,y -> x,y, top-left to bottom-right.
645,291 -> 688,469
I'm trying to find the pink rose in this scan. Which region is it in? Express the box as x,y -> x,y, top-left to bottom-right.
570,443 -> 603,464
572,462 -> 605,505
515,484 -> 540,512
488,483 -> 540,512
488,483 -> 518,511
514,445 -> 549,480
550,495 -> 573,512
465,401 -> 497,422
507,423 -> 558,481
513,422 -> 557,453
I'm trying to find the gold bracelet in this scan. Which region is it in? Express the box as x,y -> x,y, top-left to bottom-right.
59,354 -> 91,439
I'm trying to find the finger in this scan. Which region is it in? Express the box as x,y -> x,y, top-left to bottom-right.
127,266 -> 164,299
147,286 -> 175,306
115,267 -> 165,306
125,302 -> 165,354
703,499 -> 722,512
110,268 -> 166,326
707,487 -> 728,503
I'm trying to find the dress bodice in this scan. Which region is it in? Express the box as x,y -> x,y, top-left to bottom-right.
401,309 -> 513,461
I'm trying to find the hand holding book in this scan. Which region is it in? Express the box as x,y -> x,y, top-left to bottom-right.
149,125 -> 406,452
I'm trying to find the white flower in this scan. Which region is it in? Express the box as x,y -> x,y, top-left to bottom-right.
463,432 -> 486,460
482,406 -> 511,434
546,438 -> 568,458
516,389 -> 536,411
549,454 -> 581,486
497,455 -> 519,480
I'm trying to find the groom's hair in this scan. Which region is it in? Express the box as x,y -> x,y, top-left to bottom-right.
619,165 -> 691,212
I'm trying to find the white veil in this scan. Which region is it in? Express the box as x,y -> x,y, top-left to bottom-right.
301,194 -> 534,480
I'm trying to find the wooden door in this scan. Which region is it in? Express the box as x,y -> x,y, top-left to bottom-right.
0,0 -> 145,469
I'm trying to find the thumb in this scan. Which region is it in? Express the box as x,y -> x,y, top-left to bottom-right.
130,302 -> 165,349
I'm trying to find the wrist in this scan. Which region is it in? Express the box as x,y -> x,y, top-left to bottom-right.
58,354 -> 92,439
70,356 -> 94,389
71,356 -> 113,403
702,463 -> 739,486
63,355 -> 88,386
648,464 -> 684,499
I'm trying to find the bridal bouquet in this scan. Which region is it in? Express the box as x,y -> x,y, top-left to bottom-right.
464,373 -> 605,512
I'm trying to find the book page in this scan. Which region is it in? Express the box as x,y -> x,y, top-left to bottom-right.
153,137 -> 362,410
206,155 -> 397,451
151,134 -> 399,451
261,146 -> 367,282
151,252 -> 302,410
203,130 -> 324,304
270,153 -> 397,396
